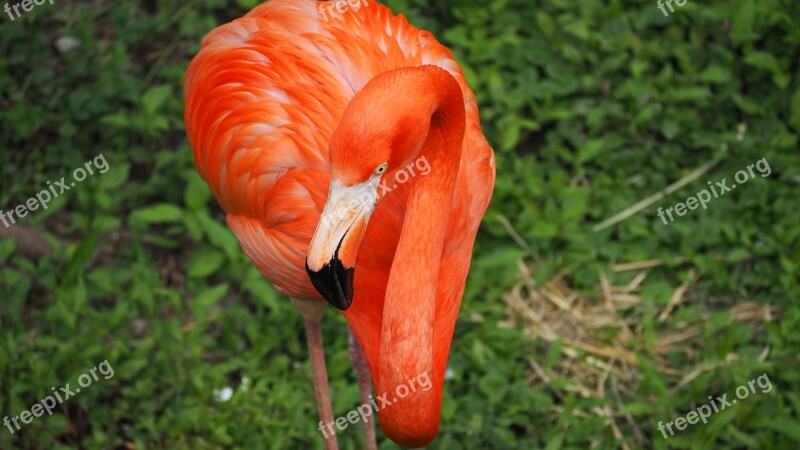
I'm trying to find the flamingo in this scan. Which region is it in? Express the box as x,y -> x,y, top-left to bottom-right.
184,0 -> 494,448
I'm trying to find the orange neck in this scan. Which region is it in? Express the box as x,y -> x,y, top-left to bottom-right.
375,67 -> 465,447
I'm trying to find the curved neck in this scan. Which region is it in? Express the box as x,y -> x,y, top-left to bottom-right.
377,66 -> 465,446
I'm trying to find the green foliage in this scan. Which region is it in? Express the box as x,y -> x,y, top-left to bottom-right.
1,0 -> 798,449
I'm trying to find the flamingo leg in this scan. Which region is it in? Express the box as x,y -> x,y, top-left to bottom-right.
292,299 -> 338,450
348,328 -> 377,450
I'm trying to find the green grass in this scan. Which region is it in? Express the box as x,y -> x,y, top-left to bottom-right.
1,0 -> 799,449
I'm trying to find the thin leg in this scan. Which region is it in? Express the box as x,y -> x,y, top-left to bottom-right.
292,298 -> 338,450
349,327 -> 377,450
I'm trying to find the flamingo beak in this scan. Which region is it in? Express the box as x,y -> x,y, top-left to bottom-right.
306,179 -> 379,310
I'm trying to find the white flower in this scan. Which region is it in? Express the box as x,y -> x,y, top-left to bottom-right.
55,36 -> 80,53
213,387 -> 234,402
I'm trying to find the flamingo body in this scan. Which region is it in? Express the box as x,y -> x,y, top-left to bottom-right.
184,1 -> 494,446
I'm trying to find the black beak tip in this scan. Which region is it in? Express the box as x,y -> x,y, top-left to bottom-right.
305,258 -> 354,311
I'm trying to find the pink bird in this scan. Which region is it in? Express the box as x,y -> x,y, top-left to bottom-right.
184,1 -> 494,447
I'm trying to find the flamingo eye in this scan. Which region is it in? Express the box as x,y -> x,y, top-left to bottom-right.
374,163 -> 388,175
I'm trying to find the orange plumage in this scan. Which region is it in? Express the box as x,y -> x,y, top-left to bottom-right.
184,1 -> 494,446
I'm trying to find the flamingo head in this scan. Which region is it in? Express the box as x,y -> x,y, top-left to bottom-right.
303,171 -> 382,310
305,70 -> 434,310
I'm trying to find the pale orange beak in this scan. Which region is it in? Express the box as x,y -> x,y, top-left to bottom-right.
306,179 -> 379,310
